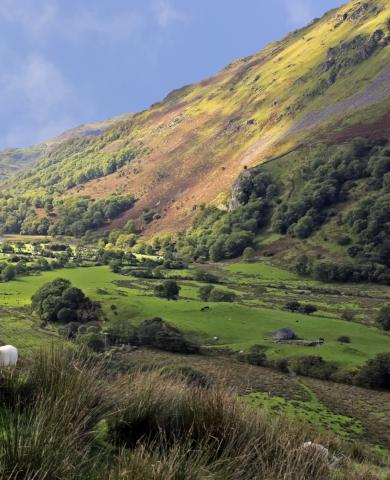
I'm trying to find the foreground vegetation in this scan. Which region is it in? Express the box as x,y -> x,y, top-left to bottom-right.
0,346 -> 388,480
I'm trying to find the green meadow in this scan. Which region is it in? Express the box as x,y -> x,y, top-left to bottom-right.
1,263 -> 389,367
244,386 -> 363,440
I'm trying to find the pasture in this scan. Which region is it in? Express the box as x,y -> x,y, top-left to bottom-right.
0,264 -> 389,367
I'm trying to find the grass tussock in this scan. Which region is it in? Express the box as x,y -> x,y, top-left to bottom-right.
0,347 -> 386,480
106,370 -> 331,480
0,347 -> 107,480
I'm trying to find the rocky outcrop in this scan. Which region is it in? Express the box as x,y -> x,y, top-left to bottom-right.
309,30 -> 389,98
229,168 -> 253,210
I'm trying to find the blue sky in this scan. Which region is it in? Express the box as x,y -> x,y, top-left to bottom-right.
0,0 -> 343,148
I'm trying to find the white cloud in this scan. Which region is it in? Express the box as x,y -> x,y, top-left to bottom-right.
0,50 -> 90,146
0,0 -> 186,41
153,0 -> 186,28
283,0 -> 314,27
0,0 -> 188,146
0,0 -> 57,37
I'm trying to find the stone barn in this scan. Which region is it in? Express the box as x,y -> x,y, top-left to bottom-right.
272,327 -> 296,343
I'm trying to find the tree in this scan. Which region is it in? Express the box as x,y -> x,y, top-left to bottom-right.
31,278 -> 102,324
109,260 -> 122,273
136,318 -> 199,353
78,333 -> 105,353
154,280 -> 181,300
107,318 -> 136,345
337,336 -> 351,344
376,303 -> 390,331
2,265 -> 16,282
57,307 -> 77,323
242,247 -> 256,263
299,304 -> 318,315
294,215 -> 315,239
199,285 -> 214,302
285,301 -> 301,312
294,255 -> 311,276
208,289 -> 237,303
355,353 -> 390,390
245,345 -> 267,366
194,270 -> 219,284
62,287 -> 85,306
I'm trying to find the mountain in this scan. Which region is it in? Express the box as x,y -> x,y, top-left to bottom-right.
0,113 -> 133,183
1,0 -> 390,252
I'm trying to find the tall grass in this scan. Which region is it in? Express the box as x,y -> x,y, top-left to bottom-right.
106,370 -> 331,479
0,347 -> 385,479
0,347 -> 107,480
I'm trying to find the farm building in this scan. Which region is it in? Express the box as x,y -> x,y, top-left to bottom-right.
272,327 -> 296,342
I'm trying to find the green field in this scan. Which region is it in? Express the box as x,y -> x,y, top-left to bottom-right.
244,384 -> 363,440
1,264 -> 389,367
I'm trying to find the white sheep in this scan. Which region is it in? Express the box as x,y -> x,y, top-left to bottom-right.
302,442 -> 329,460
301,442 -> 342,468
0,345 -> 18,366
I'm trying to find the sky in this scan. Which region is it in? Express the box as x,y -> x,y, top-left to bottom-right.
0,0 -> 343,148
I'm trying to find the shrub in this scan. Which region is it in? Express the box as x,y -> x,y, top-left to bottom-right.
194,269 -> 220,283
299,304 -> 318,315
375,303 -> 390,331
337,336 -> 351,344
154,280 -> 181,300
136,318 -> 199,354
242,246 -> 256,262
77,333 -> 106,352
107,317 -> 136,345
341,310 -> 355,321
244,345 -> 267,366
294,356 -> 338,380
285,300 -> 301,312
208,289 -> 237,303
355,353 -> 390,390
2,264 -> 16,282
31,278 -> 102,324
275,357 -> 290,373
198,284 -> 214,301
336,235 -> 351,246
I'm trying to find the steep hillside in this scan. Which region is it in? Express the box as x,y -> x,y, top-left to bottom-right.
1,0 -> 390,240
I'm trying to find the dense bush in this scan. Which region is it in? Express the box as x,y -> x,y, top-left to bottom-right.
272,138 -> 379,238
375,303 -> 390,331
284,301 -> 317,314
0,193 -> 135,237
198,285 -> 237,302
154,279 -> 181,300
243,344 -> 267,366
194,269 -> 220,283
355,353 -> 390,390
136,318 -> 199,354
176,171 -> 279,262
293,356 -> 338,380
337,336 -> 351,344
199,284 -> 215,301
31,278 -> 102,324
107,317 -> 137,345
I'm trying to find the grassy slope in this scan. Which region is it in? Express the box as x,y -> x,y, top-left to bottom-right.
2,264 -> 389,367
3,0 -> 390,237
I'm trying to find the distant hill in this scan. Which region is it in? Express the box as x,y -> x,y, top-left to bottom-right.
0,113 -> 133,183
